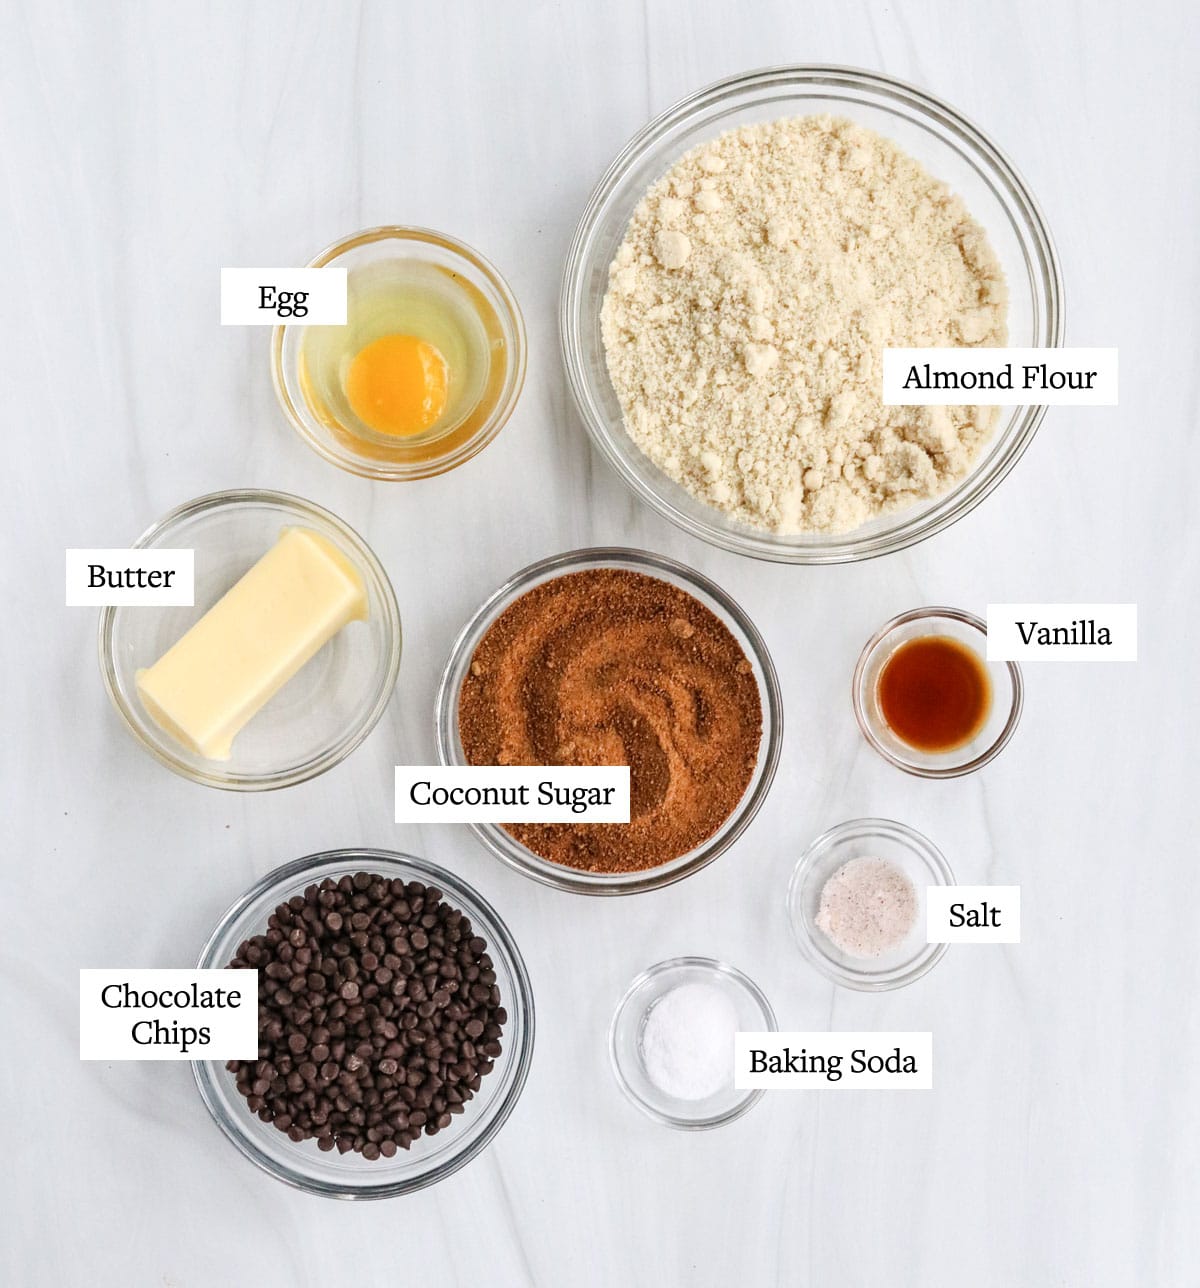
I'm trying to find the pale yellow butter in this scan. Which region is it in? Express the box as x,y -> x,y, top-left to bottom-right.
136,527 -> 369,760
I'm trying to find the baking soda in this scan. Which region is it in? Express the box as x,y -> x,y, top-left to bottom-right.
640,982 -> 739,1100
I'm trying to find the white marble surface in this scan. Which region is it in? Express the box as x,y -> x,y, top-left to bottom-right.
3,1 -> 1197,1284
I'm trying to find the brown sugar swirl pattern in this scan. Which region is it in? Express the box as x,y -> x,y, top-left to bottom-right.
458,569 -> 763,873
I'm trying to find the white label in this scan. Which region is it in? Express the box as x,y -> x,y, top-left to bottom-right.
882,348 -> 1118,405
986,603 -> 1137,661
927,885 -> 1021,943
220,267 -> 347,324
79,969 -> 258,1060
66,548 -> 194,606
735,1032 -> 932,1090
394,766 -> 630,823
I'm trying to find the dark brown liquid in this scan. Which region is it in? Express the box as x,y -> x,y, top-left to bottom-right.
877,635 -> 991,753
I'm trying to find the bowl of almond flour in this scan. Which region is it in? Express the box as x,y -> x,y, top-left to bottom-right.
561,66 -> 1062,563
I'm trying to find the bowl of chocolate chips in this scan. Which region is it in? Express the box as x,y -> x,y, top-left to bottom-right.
193,849 -> 534,1198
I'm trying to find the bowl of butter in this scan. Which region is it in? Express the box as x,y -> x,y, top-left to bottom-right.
99,489 -> 401,790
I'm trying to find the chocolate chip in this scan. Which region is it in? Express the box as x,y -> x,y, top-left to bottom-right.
227,872 -> 506,1160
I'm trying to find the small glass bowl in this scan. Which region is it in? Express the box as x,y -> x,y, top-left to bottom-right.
99,489 -> 401,791
193,849 -> 535,1199
788,818 -> 954,991
608,957 -> 775,1129
273,226 -> 526,480
853,607 -> 1023,778
434,547 -> 782,895
560,65 -> 1063,563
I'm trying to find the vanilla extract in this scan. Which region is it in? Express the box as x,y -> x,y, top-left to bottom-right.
877,634 -> 991,754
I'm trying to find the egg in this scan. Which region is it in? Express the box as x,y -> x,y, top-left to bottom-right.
298,257 -> 493,452
344,333 -> 449,438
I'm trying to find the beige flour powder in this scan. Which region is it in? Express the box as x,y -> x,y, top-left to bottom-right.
600,115 -> 1008,534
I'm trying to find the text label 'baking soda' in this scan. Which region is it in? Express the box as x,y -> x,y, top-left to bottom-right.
220,267 -> 347,325
986,604 -> 1137,662
65,548 -> 194,607
926,885 -> 1021,944
79,970 -> 258,1060
882,348 -> 1118,406
735,1032 -> 933,1090
395,766 -> 631,824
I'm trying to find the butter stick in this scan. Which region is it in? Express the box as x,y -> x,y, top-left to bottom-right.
136,527 -> 368,760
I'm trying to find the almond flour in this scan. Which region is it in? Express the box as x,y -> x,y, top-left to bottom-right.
600,115 -> 1008,534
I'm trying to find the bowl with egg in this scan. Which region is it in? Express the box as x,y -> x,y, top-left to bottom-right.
274,226 -> 526,481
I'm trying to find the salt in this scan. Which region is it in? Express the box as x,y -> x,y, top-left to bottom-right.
640,981 -> 739,1101
815,855 -> 918,959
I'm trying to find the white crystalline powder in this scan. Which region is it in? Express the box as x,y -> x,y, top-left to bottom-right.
815,856 -> 918,959
600,115 -> 1009,534
640,981 -> 739,1101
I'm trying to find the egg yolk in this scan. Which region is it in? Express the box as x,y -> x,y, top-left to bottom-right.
344,333 -> 449,437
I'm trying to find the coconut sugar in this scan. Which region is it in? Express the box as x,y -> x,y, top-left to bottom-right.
600,115 -> 1008,534
815,856 -> 918,958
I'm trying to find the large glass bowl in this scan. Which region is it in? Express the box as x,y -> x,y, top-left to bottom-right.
560,65 -> 1063,563
435,548 -> 782,895
193,849 -> 535,1198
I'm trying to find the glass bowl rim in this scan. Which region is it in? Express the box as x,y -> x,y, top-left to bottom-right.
97,487 -> 402,792
607,955 -> 777,1130
559,62 -> 1065,564
433,545 -> 783,895
787,816 -> 954,991
851,605 -> 1024,778
192,847 -> 536,1199
272,223 -> 528,481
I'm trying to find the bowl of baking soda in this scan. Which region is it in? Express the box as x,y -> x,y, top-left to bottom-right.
608,957 -> 776,1129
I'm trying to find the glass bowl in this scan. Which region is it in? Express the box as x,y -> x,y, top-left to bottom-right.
434,547 -> 782,895
788,818 -> 954,991
853,606 -> 1023,777
608,957 -> 775,1129
560,65 -> 1063,563
193,848 -> 535,1199
273,226 -> 526,480
99,489 -> 401,791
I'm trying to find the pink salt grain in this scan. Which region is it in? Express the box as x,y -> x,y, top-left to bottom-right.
814,856 -> 918,959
